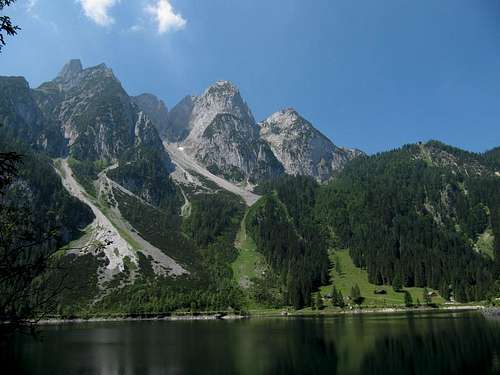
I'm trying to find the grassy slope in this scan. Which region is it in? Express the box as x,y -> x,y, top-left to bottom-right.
231,212 -> 266,288
476,228 -> 495,260
232,207 -> 447,309
320,249 -> 445,306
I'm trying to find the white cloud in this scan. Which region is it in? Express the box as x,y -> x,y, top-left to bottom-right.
78,0 -> 120,26
129,24 -> 144,33
26,0 -> 38,13
146,0 -> 186,34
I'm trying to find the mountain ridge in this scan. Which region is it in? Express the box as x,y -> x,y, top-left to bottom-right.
1,59 -> 497,317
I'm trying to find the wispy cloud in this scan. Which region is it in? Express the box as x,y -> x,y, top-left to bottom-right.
146,0 -> 186,34
26,0 -> 38,13
78,0 -> 120,26
129,24 -> 144,33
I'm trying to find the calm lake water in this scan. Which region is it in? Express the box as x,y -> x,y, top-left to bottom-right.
3,311 -> 500,375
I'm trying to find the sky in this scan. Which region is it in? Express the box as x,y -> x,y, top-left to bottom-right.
1,0 -> 499,154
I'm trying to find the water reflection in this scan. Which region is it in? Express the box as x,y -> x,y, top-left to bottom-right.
2,312 -> 499,375
360,314 -> 500,375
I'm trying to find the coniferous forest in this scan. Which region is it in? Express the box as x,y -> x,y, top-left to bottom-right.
316,142 -> 499,302
246,141 -> 499,306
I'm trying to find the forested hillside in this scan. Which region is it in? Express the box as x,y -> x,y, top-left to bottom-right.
0,133 -> 96,321
94,191 -> 246,314
235,142 -> 499,308
246,176 -> 330,308
0,135 -> 93,248
485,147 -> 500,170
316,141 -> 499,302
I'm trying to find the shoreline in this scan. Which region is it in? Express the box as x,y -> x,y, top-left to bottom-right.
33,305 -> 487,325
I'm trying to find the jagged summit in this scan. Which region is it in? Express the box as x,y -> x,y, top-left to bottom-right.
57,59 -> 83,80
180,80 -> 256,148
204,80 -> 240,97
164,80 -> 283,183
0,76 -> 30,89
163,79 -> 361,183
260,108 -> 361,181
27,59 -> 362,184
263,108 -> 307,129
260,108 -> 331,142
43,60 -> 116,94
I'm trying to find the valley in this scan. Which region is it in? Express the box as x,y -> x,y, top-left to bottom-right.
0,60 -> 498,322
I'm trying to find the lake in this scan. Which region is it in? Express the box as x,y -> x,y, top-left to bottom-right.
3,311 -> 500,375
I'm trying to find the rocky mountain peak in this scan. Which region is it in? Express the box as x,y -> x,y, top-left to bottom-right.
57,59 -> 83,81
43,60 -> 117,95
163,81 -> 283,184
260,109 -> 361,181
132,93 -> 170,140
181,80 -> 256,148
204,80 -> 240,97
0,76 -> 30,89
197,80 -> 254,123
262,108 -> 310,132
134,93 -> 166,107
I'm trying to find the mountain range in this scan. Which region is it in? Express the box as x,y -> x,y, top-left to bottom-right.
0,60 -> 498,315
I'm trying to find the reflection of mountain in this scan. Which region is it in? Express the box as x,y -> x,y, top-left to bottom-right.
3,314 -> 500,374
360,314 -> 500,375
263,319 -> 339,375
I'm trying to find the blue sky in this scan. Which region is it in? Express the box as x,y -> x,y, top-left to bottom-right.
1,0 -> 499,154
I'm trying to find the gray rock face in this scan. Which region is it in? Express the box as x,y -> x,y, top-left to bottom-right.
171,81 -> 284,183
166,95 -> 195,142
132,93 -> 169,138
260,108 -> 362,181
183,81 -> 256,149
0,60 -> 174,207
57,59 -> 83,83
34,60 -> 167,164
0,76 -> 66,155
196,113 -> 284,182
1,60 -> 362,189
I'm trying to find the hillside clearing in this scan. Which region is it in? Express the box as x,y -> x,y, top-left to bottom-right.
320,249 -> 445,306
231,213 -> 266,289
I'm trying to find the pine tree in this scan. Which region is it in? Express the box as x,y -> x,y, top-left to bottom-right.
331,286 -> 346,308
331,287 -> 339,307
315,293 -> 324,310
404,291 -> 413,307
351,284 -> 362,305
337,290 -> 345,308
392,274 -> 403,292
311,293 -> 316,310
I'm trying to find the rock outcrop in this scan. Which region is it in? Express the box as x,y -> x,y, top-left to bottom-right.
260,108 -> 363,181
170,80 -> 284,184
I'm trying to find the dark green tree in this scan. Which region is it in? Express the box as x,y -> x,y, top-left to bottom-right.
392,274 -> 403,292
0,0 -> 19,52
315,293 -> 324,310
331,286 -> 346,308
336,289 -> 345,308
404,291 -> 413,307
350,284 -> 363,305
331,286 -> 339,307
